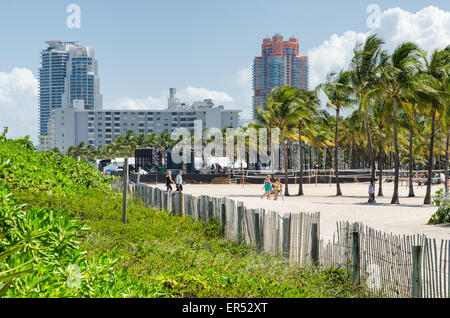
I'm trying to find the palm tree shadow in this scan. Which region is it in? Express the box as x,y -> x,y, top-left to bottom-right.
353,202 -> 429,208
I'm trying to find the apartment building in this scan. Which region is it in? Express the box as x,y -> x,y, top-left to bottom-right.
47,89 -> 241,152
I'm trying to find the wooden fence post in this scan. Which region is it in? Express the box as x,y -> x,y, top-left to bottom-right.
254,212 -> 261,252
197,198 -> 202,221
282,215 -> 291,258
237,206 -> 244,243
352,231 -> 360,284
412,245 -> 423,298
122,158 -> 128,224
178,191 -> 183,216
221,203 -> 226,236
311,223 -> 319,266
164,191 -> 169,211
207,201 -> 213,222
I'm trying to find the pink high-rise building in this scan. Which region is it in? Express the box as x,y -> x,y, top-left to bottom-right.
252,34 -> 308,118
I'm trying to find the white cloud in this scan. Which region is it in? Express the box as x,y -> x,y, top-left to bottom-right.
178,86 -> 233,104
109,96 -> 166,110
0,68 -> 38,144
308,5 -> 450,88
308,31 -> 367,88
111,86 -> 234,111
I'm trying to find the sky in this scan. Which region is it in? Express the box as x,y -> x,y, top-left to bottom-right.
0,0 -> 449,144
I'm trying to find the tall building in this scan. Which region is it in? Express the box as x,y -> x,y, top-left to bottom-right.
252,34 -> 308,118
38,41 -> 102,149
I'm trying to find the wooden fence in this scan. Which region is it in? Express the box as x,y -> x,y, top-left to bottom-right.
111,178 -> 319,265
319,222 -> 450,298
110,177 -> 450,298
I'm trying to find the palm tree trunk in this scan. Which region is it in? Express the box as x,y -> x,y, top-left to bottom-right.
281,133 -> 290,196
445,128 -> 449,193
281,137 -> 289,196
364,111 -> 376,201
391,97 -> 400,204
424,109 -> 437,204
298,123 -> 304,195
308,146 -> 312,171
334,108 -> 342,196
408,123 -> 415,197
378,124 -> 384,197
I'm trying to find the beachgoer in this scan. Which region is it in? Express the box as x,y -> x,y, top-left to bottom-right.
273,178 -> 281,200
273,178 -> 284,201
166,170 -> 174,191
368,178 -> 375,203
176,170 -> 183,192
261,175 -> 272,200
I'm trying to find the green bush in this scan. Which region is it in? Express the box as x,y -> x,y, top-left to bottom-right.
0,187 -> 160,297
428,189 -> 450,225
0,132 -> 111,197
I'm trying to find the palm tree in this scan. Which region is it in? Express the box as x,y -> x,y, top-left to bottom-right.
350,34 -> 385,200
400,94 -> 421,197
367,92 -> 392,196
443,48 -> 450,192
376,42 -> 420,204
289,89 -> 320,195
413,48 -> 450,204
259,86 -> 302,196
68,142 -> 88,160
317,70 -> 354,196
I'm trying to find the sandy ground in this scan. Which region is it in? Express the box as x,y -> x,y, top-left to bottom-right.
151,181 -> 449,242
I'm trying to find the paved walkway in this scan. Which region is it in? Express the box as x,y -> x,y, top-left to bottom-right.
152,182 -> 449,242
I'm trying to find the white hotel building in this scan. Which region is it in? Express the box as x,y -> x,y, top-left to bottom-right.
47,88 -> 241,152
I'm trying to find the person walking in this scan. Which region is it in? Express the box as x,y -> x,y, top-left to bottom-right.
166,170 -> 174,192
368,178 -> 375,203
273,178 -> 284,201
175,170 -> 183,192
261,175 -> 272,200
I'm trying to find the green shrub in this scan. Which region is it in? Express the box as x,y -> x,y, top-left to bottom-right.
428,189 -> 450,225
0,187 -> 163,297
0,132 -> 111,197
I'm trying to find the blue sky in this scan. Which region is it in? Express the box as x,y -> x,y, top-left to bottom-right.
0,1 -> 449,142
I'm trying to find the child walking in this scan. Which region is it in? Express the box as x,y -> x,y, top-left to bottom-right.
261,175 -> 272,200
